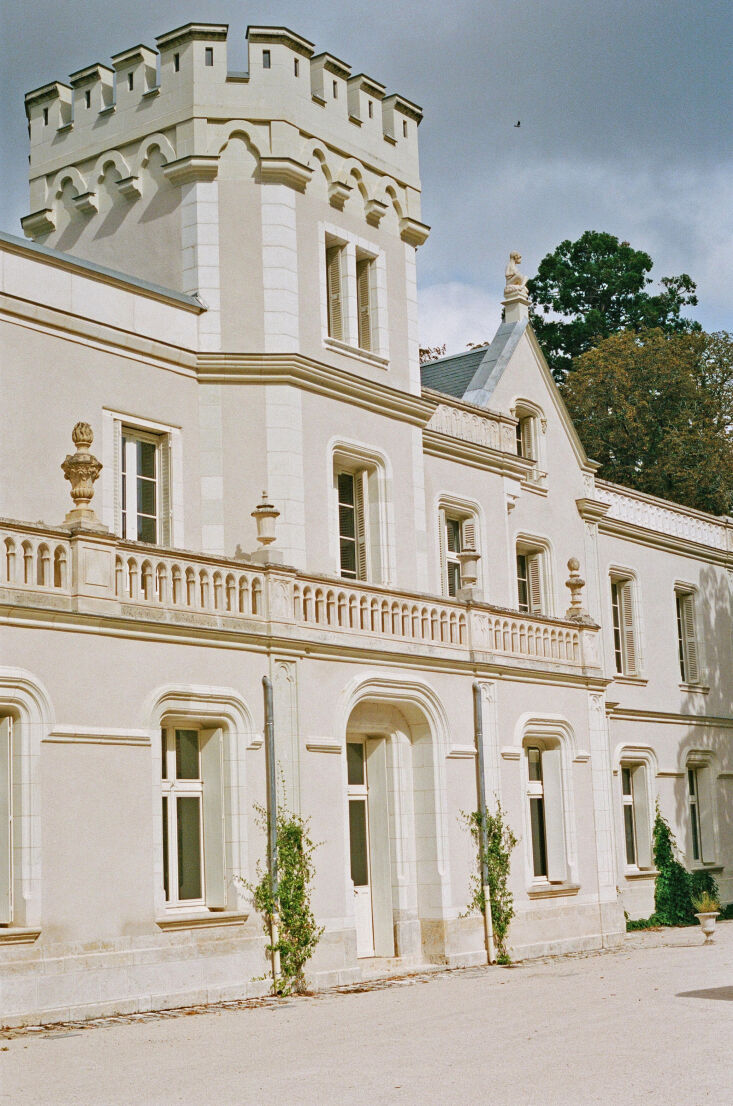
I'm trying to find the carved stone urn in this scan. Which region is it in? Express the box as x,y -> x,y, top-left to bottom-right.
251,491 -> 282,564
695,911 -> 719,943
60,422 -> 108,533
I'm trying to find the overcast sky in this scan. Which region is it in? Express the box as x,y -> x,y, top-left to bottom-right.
1,1 -> 730,351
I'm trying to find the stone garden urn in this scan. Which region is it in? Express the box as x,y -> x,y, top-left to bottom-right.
694,911 -> 720,943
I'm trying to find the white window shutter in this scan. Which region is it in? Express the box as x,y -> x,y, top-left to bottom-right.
620,582 -> 637,675
113,419 -> 123,536
0,717 -> 11,924
542,746 -> 567,883
698,764 -> 716,863
357,258 -> 372,351
438,508 -> 448,596
326,246 -> 343,341
681,595 -> 699,683
365,737 -> 394,957
354,470 -> 369,581
200,727 -> 226,909
462,518 -> 476,551
631,764 -> 652,869
528,553 -> 542,614
159,435 -> 173,547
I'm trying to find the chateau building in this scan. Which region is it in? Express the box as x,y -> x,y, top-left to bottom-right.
1,23 -> 731,1026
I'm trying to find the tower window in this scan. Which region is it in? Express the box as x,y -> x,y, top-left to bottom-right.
263,50 -> 271,69
294,57 -> 299,77
205,47 -> 214,67
85,89 -> 91,109
128,72 -> 134,91
368,100 -> 373,118
333,80 -> 338,98
174,53 -> 180,72
403,120 -> 408,137
43,107 -> 49,125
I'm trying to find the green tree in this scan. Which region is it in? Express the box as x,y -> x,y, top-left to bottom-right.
563,329 -> 733,516
527,231 -> 699,381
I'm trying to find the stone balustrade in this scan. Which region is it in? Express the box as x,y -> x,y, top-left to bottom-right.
0,518 -> 599,673
596,481 -> 730,551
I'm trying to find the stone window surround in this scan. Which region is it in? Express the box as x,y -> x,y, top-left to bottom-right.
149,688 -> 255,922
319,220 -> 389,366
511,396 -> 547,488
327,438 -> 396,586
607,564 -> 645,680
515,716 -> 579,894
513,531 -> 556,617
674,579 -> 706,689
613,744 -> 657,876
101,408 -> 184,549
435,493 -> 485,598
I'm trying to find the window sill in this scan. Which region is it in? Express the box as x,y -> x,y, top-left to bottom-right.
522,475 -> 548,497
526,882 -> 580,899
156,911 -> 248,931
0,926 -> 41,945
613,675 -> 648,686
323,336 -> 389,369
688,864 -> 723,874
624,868 -> 658,880
680,683 -> 710,695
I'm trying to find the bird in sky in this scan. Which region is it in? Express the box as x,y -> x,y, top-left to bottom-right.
514,121 -> 521,127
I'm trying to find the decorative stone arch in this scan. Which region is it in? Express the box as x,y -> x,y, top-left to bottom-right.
512,713 -> 579,886
137,131 -> 177,170
327,436 -> 396,585
92,150 -> 133,185
147,685 -> 257,913
375,176 -> 405,217
50,164 -> 89,200
216,122 -> 264,161
0,667 -> 55,928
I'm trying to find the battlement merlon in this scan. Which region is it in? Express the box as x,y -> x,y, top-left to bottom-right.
24,22 -> 424,195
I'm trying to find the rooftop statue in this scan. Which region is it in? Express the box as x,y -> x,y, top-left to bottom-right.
504,251 -> 528,297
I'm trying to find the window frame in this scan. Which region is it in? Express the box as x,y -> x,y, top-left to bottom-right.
675,587 -> 700,685
102,410 -> 181,548
522,738 -> 569,886
515,536 -> 552,616
121,427 -> 162,545
609,574 -> 639,677
683,752 -> 718,867
512,400 -> 547,486
330,443 -> 393,586
161,727 -> 206,908
335,468 -> 368,582
320,222 -> 389,365
437,498 -> 481,599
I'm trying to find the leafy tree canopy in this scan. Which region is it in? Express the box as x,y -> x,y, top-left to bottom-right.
564,329 -> 733,516
528,231 -> 700,381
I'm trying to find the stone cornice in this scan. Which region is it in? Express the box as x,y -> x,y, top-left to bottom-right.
597,515 -> 732,567
423,429 -> 533,479
608,705 -> 733,729
196,352 -> 434,426
0,294 -> 198,378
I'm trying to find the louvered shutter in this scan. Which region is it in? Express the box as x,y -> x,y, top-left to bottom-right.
632,764 -> 652,869
326,246 -> 343,340
159,435 -> 172,547
0,717 -> 11,924
698,764 -> 716,863
354,470 -> 368,581
201,727 -> 226,909
681,594 -> 699,684
542,746 -> 567,883
528,553 -> 542,614
462,518 -> 476,551
438,509 -> 448,596
620,581 -> 637,675
113,419 -> 123,536
357,258 -> 372,351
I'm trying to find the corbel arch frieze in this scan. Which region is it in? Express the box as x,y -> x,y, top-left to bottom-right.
50,164 -> 89,201
137,131 -> 177,170
215,120 -> 266,161
93,149 -> 133,184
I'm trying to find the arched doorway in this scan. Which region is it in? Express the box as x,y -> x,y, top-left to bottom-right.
340,677 -> 451,962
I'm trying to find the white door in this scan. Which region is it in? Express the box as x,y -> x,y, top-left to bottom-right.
347,741 -> 374,957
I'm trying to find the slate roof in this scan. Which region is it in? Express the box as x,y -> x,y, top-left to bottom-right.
420,319 -> 528,407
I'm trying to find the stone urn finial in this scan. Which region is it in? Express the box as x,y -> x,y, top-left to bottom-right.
60,422 -> 108,533
251,490 -> 280,547
565,557 -> 589,621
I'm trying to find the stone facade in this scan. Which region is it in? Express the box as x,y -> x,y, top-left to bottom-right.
0,22 -> 731,1027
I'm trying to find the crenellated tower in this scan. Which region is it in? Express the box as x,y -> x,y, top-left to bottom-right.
23,23 -> 429,390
